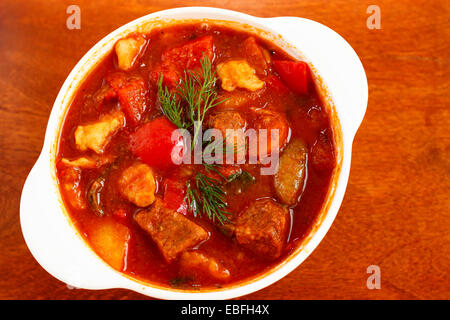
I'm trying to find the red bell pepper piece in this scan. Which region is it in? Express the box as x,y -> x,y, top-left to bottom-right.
129,117 -> 185,169
272,60 -> 311,95
163,178 -> 188,215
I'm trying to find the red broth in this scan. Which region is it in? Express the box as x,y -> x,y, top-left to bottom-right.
56,23 -> 336,290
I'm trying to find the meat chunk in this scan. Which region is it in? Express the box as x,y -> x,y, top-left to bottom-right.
106,73 -> 149,125
118,162 -> 156,207
274,139 -> 308,205
61,155 -> 112,169
241,37 -> 270,76
179,251 -> 230,281
311,130 -> 336,172
250,109 -> 290,158
89,218 -> 130,271
207,111 -> 246,148
60,167 -> 86,210
235,199 -> 289,259
134,198 -> 209,262
115,34 -> 146,70
217,60 -> 264,92
74,110 -> 125,154
93,83 -> 117,104
207,111 -> 246,135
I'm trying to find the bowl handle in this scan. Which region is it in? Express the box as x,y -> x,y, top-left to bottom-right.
20,154 -> 128,290
262,17 -> 368,140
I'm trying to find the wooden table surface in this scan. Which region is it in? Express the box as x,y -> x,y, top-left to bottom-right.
0,0 -> 449,300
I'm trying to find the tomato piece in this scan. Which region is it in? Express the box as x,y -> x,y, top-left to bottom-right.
273,60 -> 310,95
106,73 -> 149,125
117,78 -> 149,125
129,117 -> 184,169
165,36 -> 214,70
163,178 -> 188,215
151,36 -> 214,87
151,65 -> 179,87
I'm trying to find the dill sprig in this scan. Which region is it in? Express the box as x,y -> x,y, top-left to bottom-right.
202,133 -> 247,163
157,75 -> 186,129
226,170 -> 255,184
157,54 -> 226,150
203,163 -> 226,180
184,167 -> 255,225
157,54 -> 234,225
185,172 -> 231,225
177,55 -> 225,150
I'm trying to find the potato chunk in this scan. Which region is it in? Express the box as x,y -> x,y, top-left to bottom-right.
134,198 -> 209,262
118,162 -> 156,207
61,155 -> 112,169
179,251 -> 230,281
74,111 -> 125,154
89,218 -> 130,271
235,199 -> 289,259
274,139 -> 308,205
115,34 -> 146,70
217,60 -> 264,92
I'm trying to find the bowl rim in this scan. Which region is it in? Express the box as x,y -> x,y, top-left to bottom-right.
22,6 -> 367,300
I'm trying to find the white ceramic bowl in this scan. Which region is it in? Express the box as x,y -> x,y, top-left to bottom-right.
20,7 -> 367,299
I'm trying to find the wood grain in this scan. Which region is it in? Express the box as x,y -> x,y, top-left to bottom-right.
0,0 -> 449,300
